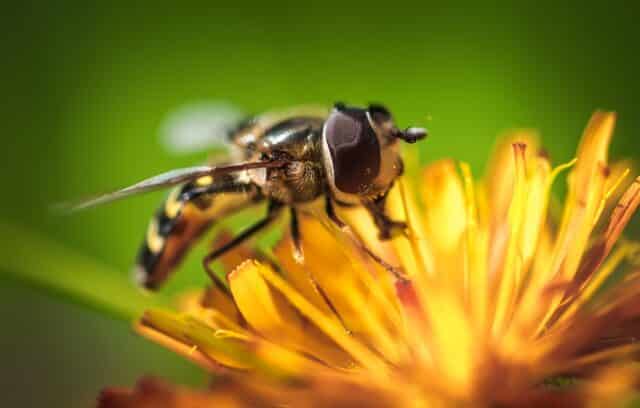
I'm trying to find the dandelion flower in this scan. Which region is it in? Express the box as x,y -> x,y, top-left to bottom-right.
100,111 -> 640,407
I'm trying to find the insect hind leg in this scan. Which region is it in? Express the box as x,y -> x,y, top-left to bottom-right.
289,208 -> 305,263
202,200 -> 284,281
136,176 -> 262,290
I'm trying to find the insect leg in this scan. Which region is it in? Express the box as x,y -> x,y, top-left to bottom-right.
136,177 -> 262,290
292,206 -> 352,333
202,200 -> 284,281
290,208 -> 304,263
363,190 -> 408,241
325,196 -> 406,281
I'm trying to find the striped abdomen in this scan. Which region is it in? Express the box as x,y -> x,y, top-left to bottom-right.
135,175 -> 260,289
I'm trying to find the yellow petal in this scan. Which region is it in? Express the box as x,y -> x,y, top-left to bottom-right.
229,259 -> 353,368
520,154 -> 552,265
422,290 -> 474,397
139,309 -> 253,370
383,181 -> 438,346
460,162 -> 489,331
422,159 -> 467,252
535,112 -> 616,333
177,290 -> 249,335
336,205 -> 402,268
603,176 -> 640,250
275,217 -> 407,363
586,364 -> 640,407
558,112 -> 616,278
212,231 -> 260,275
421,159 -> 468,294
248,260 -> 391,376
570,111 -> 616,205
139,309 -> 324,379
492,143 -> 529,335
135,322 -> 224,372
386,180 -> 435,281
506,157 -> 576,340
182,284 -> 243,326
485,130 -> 540,231
550,176 -> 640,321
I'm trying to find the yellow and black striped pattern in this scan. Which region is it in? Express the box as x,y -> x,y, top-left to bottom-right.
135,175 -> 258,289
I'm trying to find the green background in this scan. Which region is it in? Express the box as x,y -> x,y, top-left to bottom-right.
2,2 -> 639,406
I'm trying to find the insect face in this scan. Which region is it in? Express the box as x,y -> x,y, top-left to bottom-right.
322,103 -> 427,201
323,105 -> 381,195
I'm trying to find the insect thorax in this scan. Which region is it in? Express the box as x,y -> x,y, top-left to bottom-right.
234,116 -> 327,205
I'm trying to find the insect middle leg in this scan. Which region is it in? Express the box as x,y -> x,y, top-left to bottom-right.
202,200 -> 284,280
325,196 -> 406,280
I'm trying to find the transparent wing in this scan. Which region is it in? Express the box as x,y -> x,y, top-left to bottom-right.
56,161 -> 285,213
256,105 -> 330,128
160,102 -> 246,154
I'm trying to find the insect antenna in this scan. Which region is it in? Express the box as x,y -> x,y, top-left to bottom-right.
394,127 -> 428,144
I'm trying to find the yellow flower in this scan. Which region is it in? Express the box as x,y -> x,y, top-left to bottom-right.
100,112 -> 640,407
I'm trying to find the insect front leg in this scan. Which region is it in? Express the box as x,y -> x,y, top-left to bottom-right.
362,190 -> 408,241
325,196 -> 406,281
202,200 -> 284,280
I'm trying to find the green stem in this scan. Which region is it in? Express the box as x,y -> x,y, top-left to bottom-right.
0,221 -> 169,321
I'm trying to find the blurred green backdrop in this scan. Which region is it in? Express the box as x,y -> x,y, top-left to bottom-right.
1,1 -> 639,406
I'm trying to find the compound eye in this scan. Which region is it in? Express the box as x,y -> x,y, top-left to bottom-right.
324,109 -> 381,194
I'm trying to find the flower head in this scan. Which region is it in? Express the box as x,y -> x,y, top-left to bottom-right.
101,111 -> 640,407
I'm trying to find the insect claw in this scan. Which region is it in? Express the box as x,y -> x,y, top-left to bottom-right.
377,220 -> 408,241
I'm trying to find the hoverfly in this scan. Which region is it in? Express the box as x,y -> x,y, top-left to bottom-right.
68,102 -> 427,289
